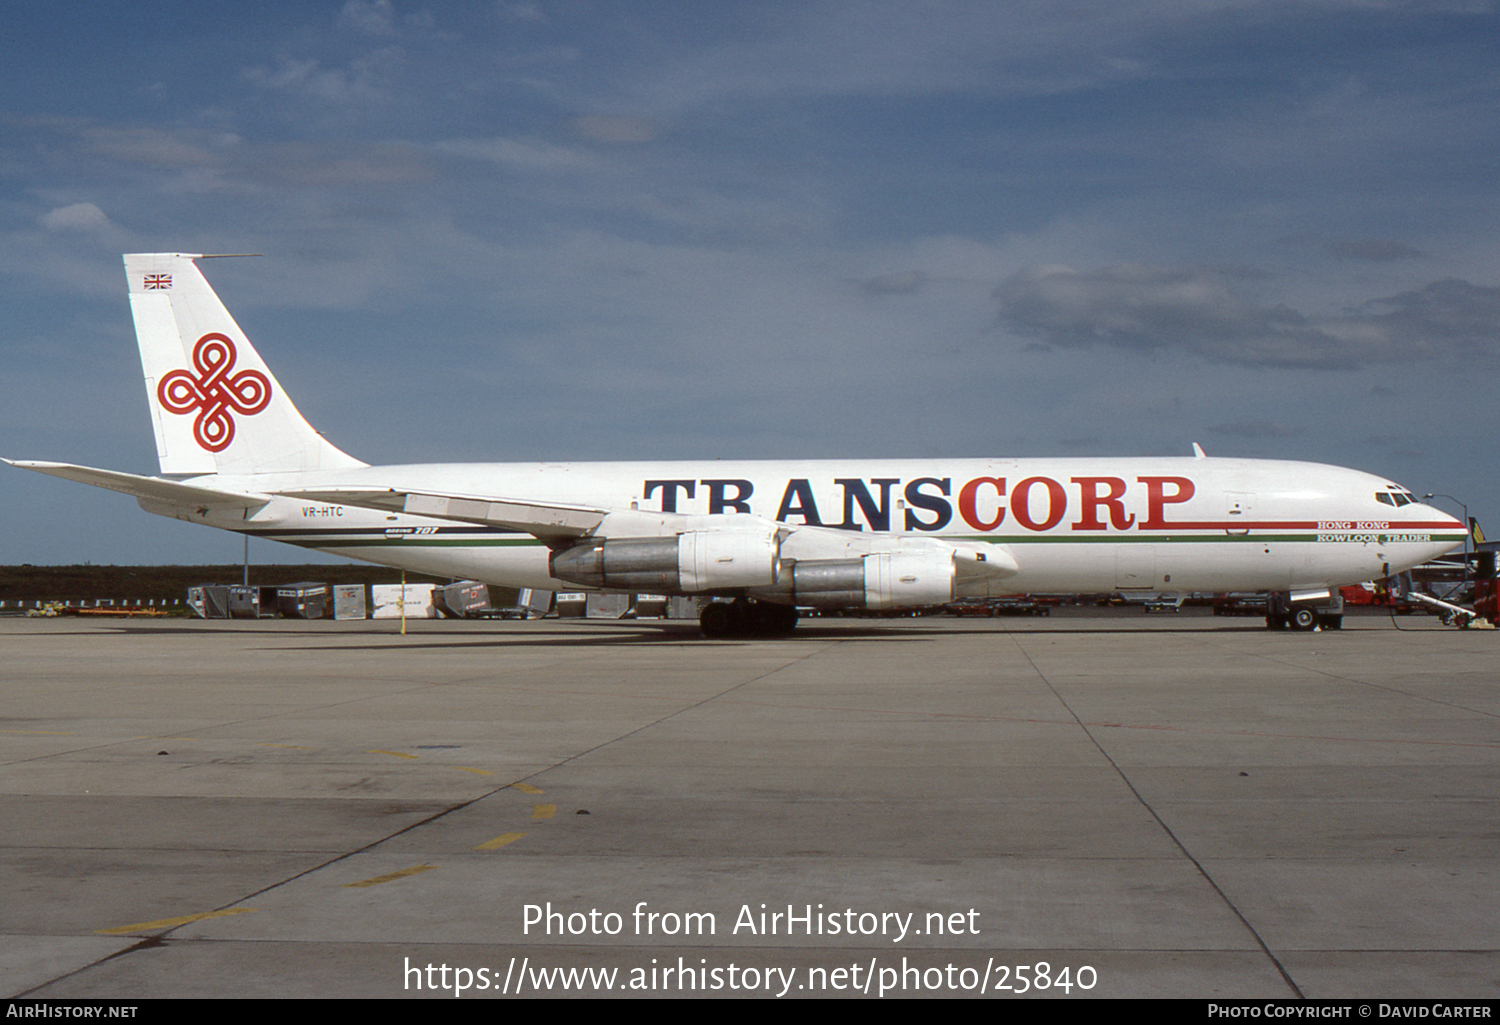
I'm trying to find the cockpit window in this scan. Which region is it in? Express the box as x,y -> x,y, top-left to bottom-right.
1376,493 -> 1395,506
1376,490 -> 1415,507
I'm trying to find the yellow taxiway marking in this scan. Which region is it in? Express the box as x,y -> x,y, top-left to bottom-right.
343,865 -> 436,888
368,750 -> 418,759
96,907 -> 255,935
531,804 -> 556,820
512,783 -> 543,794
459,767 -> 496,775
475,832 -> 528,850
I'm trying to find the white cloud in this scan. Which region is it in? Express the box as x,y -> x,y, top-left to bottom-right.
436,136 -> 594,172
339,0 -> 398,36
244,47 -> 404,103
573,115 -> 662,144
494,1 -> 544,22
83,127 -> 216,168
38,202 -> 111,232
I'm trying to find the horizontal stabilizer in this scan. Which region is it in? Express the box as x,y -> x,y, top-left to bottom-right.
279,487 -> 607,538
5,460 -> 270,510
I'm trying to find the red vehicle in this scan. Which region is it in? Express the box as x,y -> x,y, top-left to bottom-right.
1339,581 -> 1418,613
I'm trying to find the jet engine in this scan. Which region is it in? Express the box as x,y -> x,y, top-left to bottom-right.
549,527 -> 781,593
769,551 -> 957,609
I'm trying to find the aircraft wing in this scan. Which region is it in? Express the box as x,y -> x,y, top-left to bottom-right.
278,487 -> 608,539
281,484 -> 1020,583
5,460 -> 271,510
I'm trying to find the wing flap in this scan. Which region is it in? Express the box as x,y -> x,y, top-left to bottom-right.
279,487 -> 607,538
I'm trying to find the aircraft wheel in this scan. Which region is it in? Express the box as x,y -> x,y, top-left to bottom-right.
742,601 -> 798,636
701,601 -> 798,638
765,603 -> 799,634
699,602 -> 733,638
1291,607 -> 1317,630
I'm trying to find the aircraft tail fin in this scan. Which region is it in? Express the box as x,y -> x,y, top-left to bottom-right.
125,253 -> 366,477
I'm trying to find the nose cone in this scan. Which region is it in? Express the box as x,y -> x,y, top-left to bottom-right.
1409,502 -> 1467,558
1415,501 -> 1464,531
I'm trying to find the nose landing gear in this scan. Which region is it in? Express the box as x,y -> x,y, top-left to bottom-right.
1265,592 -> 1343,631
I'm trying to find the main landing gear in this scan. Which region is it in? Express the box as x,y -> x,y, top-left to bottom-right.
699,599 -> 799,639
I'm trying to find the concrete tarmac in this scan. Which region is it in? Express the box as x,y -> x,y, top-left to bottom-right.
1,609 -> 1496,999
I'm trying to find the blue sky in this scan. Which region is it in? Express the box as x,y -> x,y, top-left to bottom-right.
4,0 -> 1498,565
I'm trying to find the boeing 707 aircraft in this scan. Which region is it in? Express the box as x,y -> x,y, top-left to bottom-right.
6,253 -> 1466,635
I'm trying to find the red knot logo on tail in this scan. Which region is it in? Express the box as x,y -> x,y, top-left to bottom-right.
157,333 -> 271,452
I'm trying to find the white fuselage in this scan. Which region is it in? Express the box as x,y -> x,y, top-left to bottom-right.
146,455 -> 1464,596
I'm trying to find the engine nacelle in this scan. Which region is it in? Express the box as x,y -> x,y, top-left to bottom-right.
781,551 -> 957,609
549,528 -> 781,593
